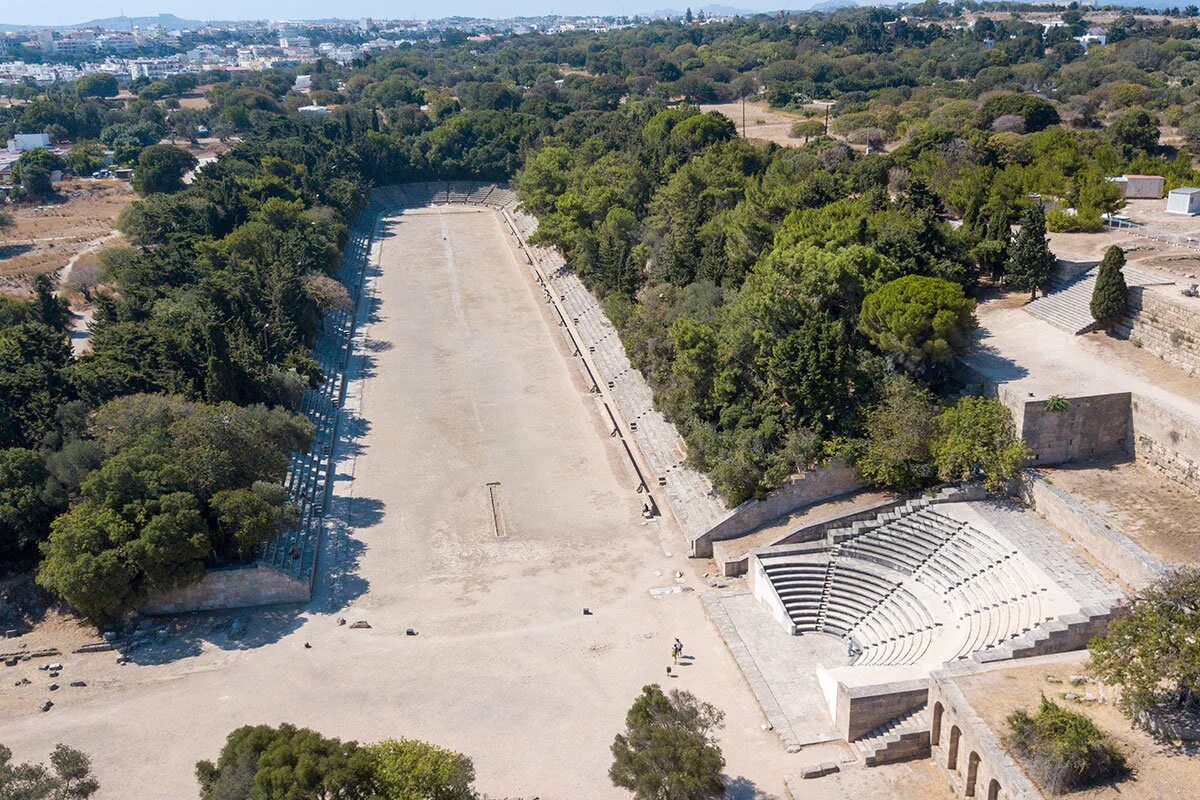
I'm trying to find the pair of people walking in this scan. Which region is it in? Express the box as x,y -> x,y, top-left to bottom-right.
671,638 -> 684,664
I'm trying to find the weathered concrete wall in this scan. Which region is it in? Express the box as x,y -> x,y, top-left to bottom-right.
1010,389 -> 1132,467
693,460 -> 861,558
1018,471 -> 1166,590
835,678 -> 929,742
142,565 -> 310,614
929,675 -> 1042,800
1117,287 -> 1200,377
1130,393 -> 1200,491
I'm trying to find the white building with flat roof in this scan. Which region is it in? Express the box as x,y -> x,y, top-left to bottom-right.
1166,187 -> 1200,216
7,132 -> 50,152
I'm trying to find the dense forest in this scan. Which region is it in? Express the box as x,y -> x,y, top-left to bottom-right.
2,1 -> 1199,615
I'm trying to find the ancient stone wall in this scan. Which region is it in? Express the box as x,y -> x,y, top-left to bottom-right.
1117,287 -> 1200,377
1005,389 -> 1132,467
142,565 -> 310,615
1018,471 -> 1166,590
694,460 -> 862,557
928,675 -> 1042,800
835,678 -> 929,741
1130,393 -> 1200,491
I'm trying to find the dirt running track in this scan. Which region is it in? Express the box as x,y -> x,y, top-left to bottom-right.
1,205 -> 802,798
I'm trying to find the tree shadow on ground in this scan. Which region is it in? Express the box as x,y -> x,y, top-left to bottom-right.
963,324 -> 1031,385
724,775 -> 778,800
114,603 -> 309,665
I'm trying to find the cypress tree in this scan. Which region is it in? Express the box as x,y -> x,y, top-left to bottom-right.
1090,245 -> 1129,329
1006,205 -> 1058,300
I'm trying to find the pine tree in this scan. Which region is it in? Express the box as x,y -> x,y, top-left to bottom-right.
1006,205 -> 1057,300
1090,245 -> 1129,329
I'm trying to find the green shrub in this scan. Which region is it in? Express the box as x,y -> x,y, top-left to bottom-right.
1046,208 -> 1106,233
1006,697 -> 1129,794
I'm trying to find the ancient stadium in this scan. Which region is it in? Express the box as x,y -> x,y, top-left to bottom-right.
5,180 -> 1199,800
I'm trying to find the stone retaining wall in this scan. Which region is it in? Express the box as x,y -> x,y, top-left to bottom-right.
1130,393 -> 1200,491
142,565 -> 310,614
1117,287 -> 1200,377
693,459 -> 862,558
1004,388 -> 1132,467
1018,471 -> 1166,590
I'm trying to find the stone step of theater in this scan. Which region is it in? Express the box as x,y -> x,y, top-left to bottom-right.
852,703 -> 932,767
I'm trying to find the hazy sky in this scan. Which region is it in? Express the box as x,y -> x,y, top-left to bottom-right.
2,1 -> 795,26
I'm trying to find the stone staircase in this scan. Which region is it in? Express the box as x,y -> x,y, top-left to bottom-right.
1024,265 -> 1176,335
972,602 -> 1121,663
852,704 -> 931,766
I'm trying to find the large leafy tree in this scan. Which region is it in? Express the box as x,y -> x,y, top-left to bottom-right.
133,144 -> 199,195
0,743 -> 99,799
1090,568 -> 1200,717
367,739 -> 476,800
0,321 -> 74,449
857,375 -> 936,491
0,448 -> 58,569
12,148 -> 64,196
197,724 -> 377,800
37,396 -> 310,620
858,274 -> 976,377
930,396 -> 1029,490
1006,205 -> 1058,300
1090,246 -> 1128,330
610,685 -> 725,800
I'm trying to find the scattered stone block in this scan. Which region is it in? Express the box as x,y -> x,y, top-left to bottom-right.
801,762 -> 839,779
41,699 -> 52,712
14,678 -> 30,686
48,663 -> 62,671
1045,676 -> 1063,684
4,657 -> 16,667
5,629 -> 19,639
405,628 -> 417,636
69,680 -> 86,687
74,643 -> 115,653
48,683 -> 59,691
1069,675 -> 1088,686
349,621 -> 371,629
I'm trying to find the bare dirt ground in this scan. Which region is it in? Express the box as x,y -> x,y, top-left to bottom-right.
957,656 -> 1199,800
0,206 -> 803,799
0,180 -> 132,294
1049,198 -> 1200,283
1041,460 -> 1200,564
701,101 -> 812,147
970,296 -> 1200,425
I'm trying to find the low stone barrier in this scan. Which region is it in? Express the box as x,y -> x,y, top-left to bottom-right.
1018,471 -> 1166,590
692,459 -> 862,558
141,565 -> 310,615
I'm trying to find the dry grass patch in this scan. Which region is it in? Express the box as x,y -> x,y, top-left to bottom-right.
0,179 -> 134,294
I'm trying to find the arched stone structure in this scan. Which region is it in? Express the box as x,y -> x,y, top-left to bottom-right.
932,701 -> 944,746
966,751 -> 981,796
948,725 -> 962,771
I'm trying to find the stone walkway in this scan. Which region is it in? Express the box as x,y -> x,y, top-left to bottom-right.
701,589 -> 846,751
508,209 -> 730,550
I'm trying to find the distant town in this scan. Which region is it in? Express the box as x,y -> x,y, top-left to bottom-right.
0,13 -> 673,85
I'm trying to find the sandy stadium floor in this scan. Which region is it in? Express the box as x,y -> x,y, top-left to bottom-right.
1,205 -> 799,799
